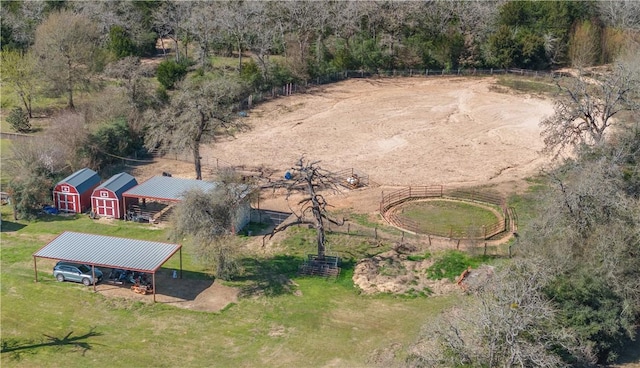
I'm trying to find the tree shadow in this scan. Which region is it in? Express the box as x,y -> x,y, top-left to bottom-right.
0,220 -> 26,232
98,267 -> 215,302
1,327 -> 102,358
234,255 -> 358,297
235,255 -> 304,297
616,328 -> 640,365
35,213 -> 83,223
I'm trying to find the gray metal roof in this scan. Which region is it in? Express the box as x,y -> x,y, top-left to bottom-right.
94,173 -> 138,198
33,231 -> 181,273
123,176 -> 217,202
56,168 -> 101,194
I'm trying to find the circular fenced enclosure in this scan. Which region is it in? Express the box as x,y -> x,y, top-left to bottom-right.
380,186 -> 515,240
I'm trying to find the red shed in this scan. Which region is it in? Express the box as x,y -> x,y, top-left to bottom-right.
91,173 -> 138,219
53,168 -> 101,213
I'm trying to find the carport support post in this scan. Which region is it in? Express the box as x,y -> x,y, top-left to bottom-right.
180,247 -> 183,278
92,265 -> 96,292
152,273 -> 156,302
33,257 -> 38,282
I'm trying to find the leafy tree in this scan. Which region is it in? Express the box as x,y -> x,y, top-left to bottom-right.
7,173 -> 53,220
519,129 -> 640,363
6,107 -> 31,133
85,118 -> 142,170
33,10 -> 101,109
144,76 -> 247,180
1,49 -> 38,117
107,25 -> 136,59
268,157 -> 344,260
156,59 -> 187,89
546,272 -> 632,363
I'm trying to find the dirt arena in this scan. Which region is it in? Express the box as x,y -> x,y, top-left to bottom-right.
212,77 -> 553,186
142,76 -> 555,213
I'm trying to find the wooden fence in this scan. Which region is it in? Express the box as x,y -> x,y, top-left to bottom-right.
380,185 -> 511,240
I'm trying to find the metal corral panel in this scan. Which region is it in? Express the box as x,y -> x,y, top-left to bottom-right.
56,168 -> 101,194
33,231 -> 181,273
95,173 -> 138,198
123,176 -> 217,202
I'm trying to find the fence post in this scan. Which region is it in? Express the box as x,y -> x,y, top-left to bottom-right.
426,69 -> 429,76
347,223 -> 350,234
490,68 -> 493,75
375,227 -> 378,239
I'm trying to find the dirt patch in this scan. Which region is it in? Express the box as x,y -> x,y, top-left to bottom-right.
353,244 -> 460,296
95,268 -> 238,312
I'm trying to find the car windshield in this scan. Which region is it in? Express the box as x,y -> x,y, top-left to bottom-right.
78,265 -> 91,273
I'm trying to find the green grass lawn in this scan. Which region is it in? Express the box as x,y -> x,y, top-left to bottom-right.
396,200 -> 499,237
0,206 -> 461,367
495,75 -> 559,95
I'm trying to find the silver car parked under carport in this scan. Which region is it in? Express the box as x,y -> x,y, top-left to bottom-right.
53,261 -> 103,286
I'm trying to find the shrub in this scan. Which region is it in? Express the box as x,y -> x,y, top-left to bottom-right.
156,59 -> 187,89
7,173 -> 52,220
7,107 -> 31,133
86,118 -> 142,169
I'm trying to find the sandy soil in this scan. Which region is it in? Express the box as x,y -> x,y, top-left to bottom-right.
126,76 -> 555,310
209,76 -> 554,188
94,268 -> 238,312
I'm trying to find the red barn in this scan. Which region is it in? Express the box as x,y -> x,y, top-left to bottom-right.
91,173 -> 138,219
53,168 -> 101,213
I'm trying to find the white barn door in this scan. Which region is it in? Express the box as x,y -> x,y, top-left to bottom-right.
57,193 -> 77,213
94,198 -> 117,218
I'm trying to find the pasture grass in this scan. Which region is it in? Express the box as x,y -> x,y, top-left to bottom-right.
426,250 -> 493,281
1,205 -> 461,367
397,200 -> 499,237
495,75 -> 559,95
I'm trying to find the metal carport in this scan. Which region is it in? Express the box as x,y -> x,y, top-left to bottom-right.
33,231 -> 182,302
123,175 -> 217,204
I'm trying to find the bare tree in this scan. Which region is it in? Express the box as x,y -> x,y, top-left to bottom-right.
104,56 -> 156,114
0,1 -> 47,50
144,76 -> 246,180
597,0 -> 640,30
408,260 -> 593,367
171,185 -> 249,280
33,10 -> 101,109
185,1 -> 218,70
268,157 -> 344,260
153,0 -> 192,62
540,60 -> 640,157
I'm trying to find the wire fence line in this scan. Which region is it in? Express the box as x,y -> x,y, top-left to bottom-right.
241,67 -> 559,110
